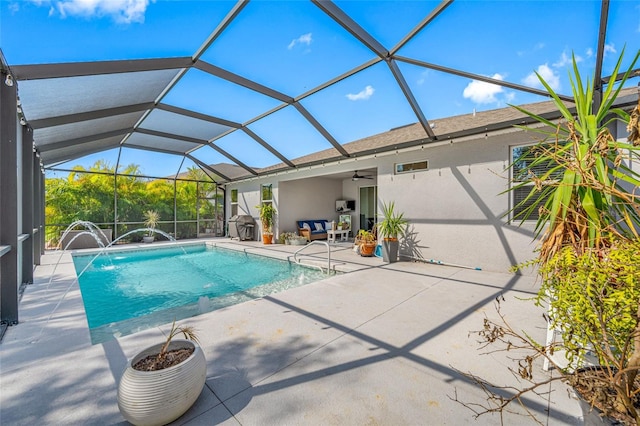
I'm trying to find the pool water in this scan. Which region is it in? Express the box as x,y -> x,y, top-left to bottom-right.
73,244 -> 328,343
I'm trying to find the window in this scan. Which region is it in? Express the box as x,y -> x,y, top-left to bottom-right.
395,160 -> 428,174
230,189 -> 238,217
510,144 -> 559,222
260,184 -> 273,206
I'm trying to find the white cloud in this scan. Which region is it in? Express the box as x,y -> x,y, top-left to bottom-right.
553,51 -> 582,68
517,42 -> 544,57
504,91 -> 516,104
523,64 -> 561,91
585,47 -> 594,58
346,85 -> 375,101
604,43 -> 617,56
33,0 -> 151,23
416,70 -> 429,86
462,73 -> 505,104
287,33 -> 312,50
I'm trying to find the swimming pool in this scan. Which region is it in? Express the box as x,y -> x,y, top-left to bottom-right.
73,243 -> 329,343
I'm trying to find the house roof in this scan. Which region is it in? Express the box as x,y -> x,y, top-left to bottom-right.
255,86 -> 640,176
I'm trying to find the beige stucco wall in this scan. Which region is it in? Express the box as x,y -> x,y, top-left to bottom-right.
279,178 -> 343,235
226,180 -> 273,240
375,129 -> 539,273
226,126 -> 549,273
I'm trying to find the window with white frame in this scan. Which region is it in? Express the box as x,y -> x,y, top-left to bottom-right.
510,144 -> 558,222
230,189 -> 238,216
395,160 -> 428,174
260,184 -> 273,206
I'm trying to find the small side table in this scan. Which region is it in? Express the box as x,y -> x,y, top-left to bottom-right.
327,229 -> 349,243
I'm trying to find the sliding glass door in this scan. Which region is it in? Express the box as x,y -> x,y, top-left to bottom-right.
359,185 -> 377,232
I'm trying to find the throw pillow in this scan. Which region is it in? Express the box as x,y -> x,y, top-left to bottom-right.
314,222 -> 324,232
325,221 -> 331,230
302,223 -> 311,231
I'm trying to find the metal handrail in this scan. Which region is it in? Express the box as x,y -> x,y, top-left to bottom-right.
292,241 -> 331,274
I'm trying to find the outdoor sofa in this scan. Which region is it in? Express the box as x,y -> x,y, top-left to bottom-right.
297,220 -> 330,242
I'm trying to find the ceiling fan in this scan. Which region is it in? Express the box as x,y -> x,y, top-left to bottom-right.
351,170 -> 373,181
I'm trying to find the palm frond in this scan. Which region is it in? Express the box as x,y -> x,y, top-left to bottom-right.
158,319 -> 200,359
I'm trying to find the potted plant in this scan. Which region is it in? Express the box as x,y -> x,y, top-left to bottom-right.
278,231 -> 297,245
289,234 -> 307,246
378,201 -> 407,263
277,232 -> 288,244
356,229 -> 377,257
142,210 -> 159,243
458,50 -> 640,425
117,320 -> 206,426
256,203 -> 276,244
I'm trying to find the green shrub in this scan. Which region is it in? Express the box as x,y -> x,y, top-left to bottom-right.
538,240 -> 640,368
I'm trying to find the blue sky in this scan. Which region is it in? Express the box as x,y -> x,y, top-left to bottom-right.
2,0 -> 640,178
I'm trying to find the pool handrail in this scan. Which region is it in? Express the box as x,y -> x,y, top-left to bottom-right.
292,241 -> 331,274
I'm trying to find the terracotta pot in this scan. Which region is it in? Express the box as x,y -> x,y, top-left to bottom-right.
262,233 -> 273,244
360,242 -> 376,257
117,340 -> 206,426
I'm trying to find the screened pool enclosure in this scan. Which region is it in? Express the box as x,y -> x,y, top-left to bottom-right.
1,0 -> 639,333
44,165 -> 224,248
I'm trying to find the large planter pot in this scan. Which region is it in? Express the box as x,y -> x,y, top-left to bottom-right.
572,367 -> 622,426
289,237 -> 307,246
575,391 -> 618,426
117,340 -> 207,426
262,233 -> 273,244
142,236 -> 154,244
381,238 -> 399,263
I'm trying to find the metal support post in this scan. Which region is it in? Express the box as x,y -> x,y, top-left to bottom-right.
1,68 -> 20,325
21,125 -> 34,284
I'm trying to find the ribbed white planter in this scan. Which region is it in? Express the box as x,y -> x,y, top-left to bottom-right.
117,340 -> 206,426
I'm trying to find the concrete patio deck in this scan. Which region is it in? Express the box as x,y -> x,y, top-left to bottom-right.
1,238 -> 583,425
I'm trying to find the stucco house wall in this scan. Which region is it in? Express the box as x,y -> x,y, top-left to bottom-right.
226,125 -> 542,273
226,105 -> 636,273
227,180 -> 277,240
374,128 -> 539,273
278,178 -> 343,235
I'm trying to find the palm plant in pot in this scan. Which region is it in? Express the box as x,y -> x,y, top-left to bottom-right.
457,49 -> 640,425
378,201 -> 408,263
142,209 -> 159,243
257,203 -> 276,244
117,320 -> 206,426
